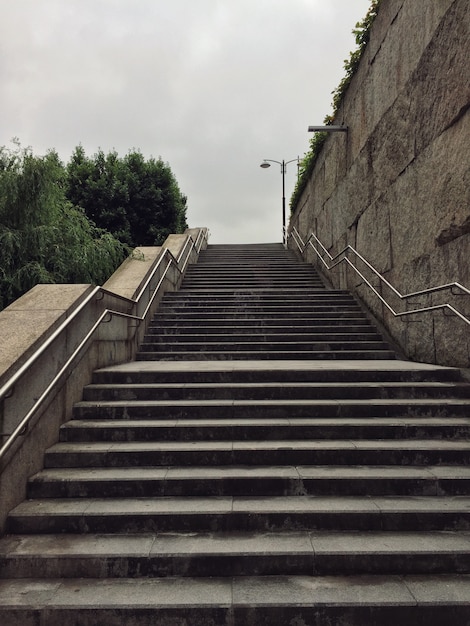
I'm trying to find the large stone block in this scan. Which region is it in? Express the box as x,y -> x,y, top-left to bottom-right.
412,0 -> 470,154
356,198 -> 392,275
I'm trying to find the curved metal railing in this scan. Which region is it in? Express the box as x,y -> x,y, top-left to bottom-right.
289,227 -> 470,327
0,229 -> 208,462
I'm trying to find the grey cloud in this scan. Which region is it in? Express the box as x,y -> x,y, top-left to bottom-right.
1,0 -> 372,243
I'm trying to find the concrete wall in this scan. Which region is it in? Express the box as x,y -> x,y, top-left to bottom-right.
0,228 -> 208,532
289,0 -> 470,367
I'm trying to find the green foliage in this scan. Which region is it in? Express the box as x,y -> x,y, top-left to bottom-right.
290,123 -> 329,213
331,0 -> 382,114
0,142 -> 129,310
290,0 -> 381,214
66,147 -> 188,248
66,146 -> 132,244
0,139 -> 189,310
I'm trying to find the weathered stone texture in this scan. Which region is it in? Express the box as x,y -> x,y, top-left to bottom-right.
289,0 -> 469,367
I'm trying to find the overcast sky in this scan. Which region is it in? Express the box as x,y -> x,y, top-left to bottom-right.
1,0 -> 372,244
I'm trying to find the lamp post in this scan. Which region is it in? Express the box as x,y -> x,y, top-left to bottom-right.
260,158 -> 298,247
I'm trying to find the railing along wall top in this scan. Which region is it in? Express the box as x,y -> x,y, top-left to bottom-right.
289,227 -> 470,327
0,228 -> 208,462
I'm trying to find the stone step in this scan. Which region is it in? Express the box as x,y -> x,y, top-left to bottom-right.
72,397 -> 470,419
42,440 -> 470,468
182,272 -> 323,277
157,305 -> 363,314
184,272 -> 321,277
149,317 -> 373,326
161,303 -> 350,311
1,573 -> 469,626
150,324 -> 375,336
8,496 -> 470,533
183,254 -> 321,261
182,278 -> 324,284
153,307 -> 367,316
136,350 -> 397,360
179,281 -> 326,288
181,273 -> 323,280
186,253 -> 312,260
148,325 -> 379,336
179,271 -> 325,277
91,361 -> 463,385
188,267 -> 317,271
59,417 -> 470,443
192,261 -> 306,265
181,276 -> 325,282
179,282 -> 326,289
138,341 -> 392,354
180,280 -> 327,288
81,381 -> 470,401
137,349 -> 398,360
142,333 -> 383,344
159,303 -> 359,312
2,531 -> 470,579
152,311 -> 372,321
26,466 -> 470,498
182,285 -> 328,292
167,289 -> 348,297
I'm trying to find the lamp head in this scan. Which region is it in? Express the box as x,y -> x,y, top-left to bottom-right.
260,161 -> 271,169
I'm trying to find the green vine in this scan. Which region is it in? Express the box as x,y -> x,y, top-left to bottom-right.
290,0 -> 382,213
331,0 -> 382,113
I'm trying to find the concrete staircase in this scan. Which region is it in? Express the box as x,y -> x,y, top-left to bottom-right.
1,243 -> 470,625
138,244 -> 396,361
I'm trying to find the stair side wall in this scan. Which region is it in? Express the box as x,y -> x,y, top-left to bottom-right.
288,0 -> 470,367
0,228 -> 208,533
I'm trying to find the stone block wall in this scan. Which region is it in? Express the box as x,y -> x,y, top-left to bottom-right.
289,0 -> 470,367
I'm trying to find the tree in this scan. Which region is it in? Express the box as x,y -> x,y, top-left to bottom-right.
0,142 -> 128,310
67,146 -> 132,245
66,147 -> 188,248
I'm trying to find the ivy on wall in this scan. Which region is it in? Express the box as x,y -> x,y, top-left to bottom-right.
290,0 -> 382,213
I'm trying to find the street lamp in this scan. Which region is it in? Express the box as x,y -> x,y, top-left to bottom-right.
260,158 -> 298,247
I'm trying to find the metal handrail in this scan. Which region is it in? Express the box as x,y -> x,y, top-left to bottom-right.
289,227 -> 470,326
0,285 -> 101,407
0,309 -> 138,461
134,230 -> 201,304
0,230 -> 208,461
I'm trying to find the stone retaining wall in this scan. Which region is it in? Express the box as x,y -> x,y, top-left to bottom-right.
289,0 -> 469,367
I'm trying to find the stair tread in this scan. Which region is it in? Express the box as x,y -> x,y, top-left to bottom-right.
47,439 -> 470,451
1,574 -> 470,609
9,495 -> 470,517
135,352 -> 399,361
84,381 -> 468,391
144,326 -> 380,336
140,339 -> 386,345
63,416 -> 470,427
74,397 -> 470,407
30,465 -> 470,481
92,359 -> 459,375
3,530 -> 470,558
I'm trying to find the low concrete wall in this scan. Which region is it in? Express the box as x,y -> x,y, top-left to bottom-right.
289,0 -> 470,367
0,228 -> 208,532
